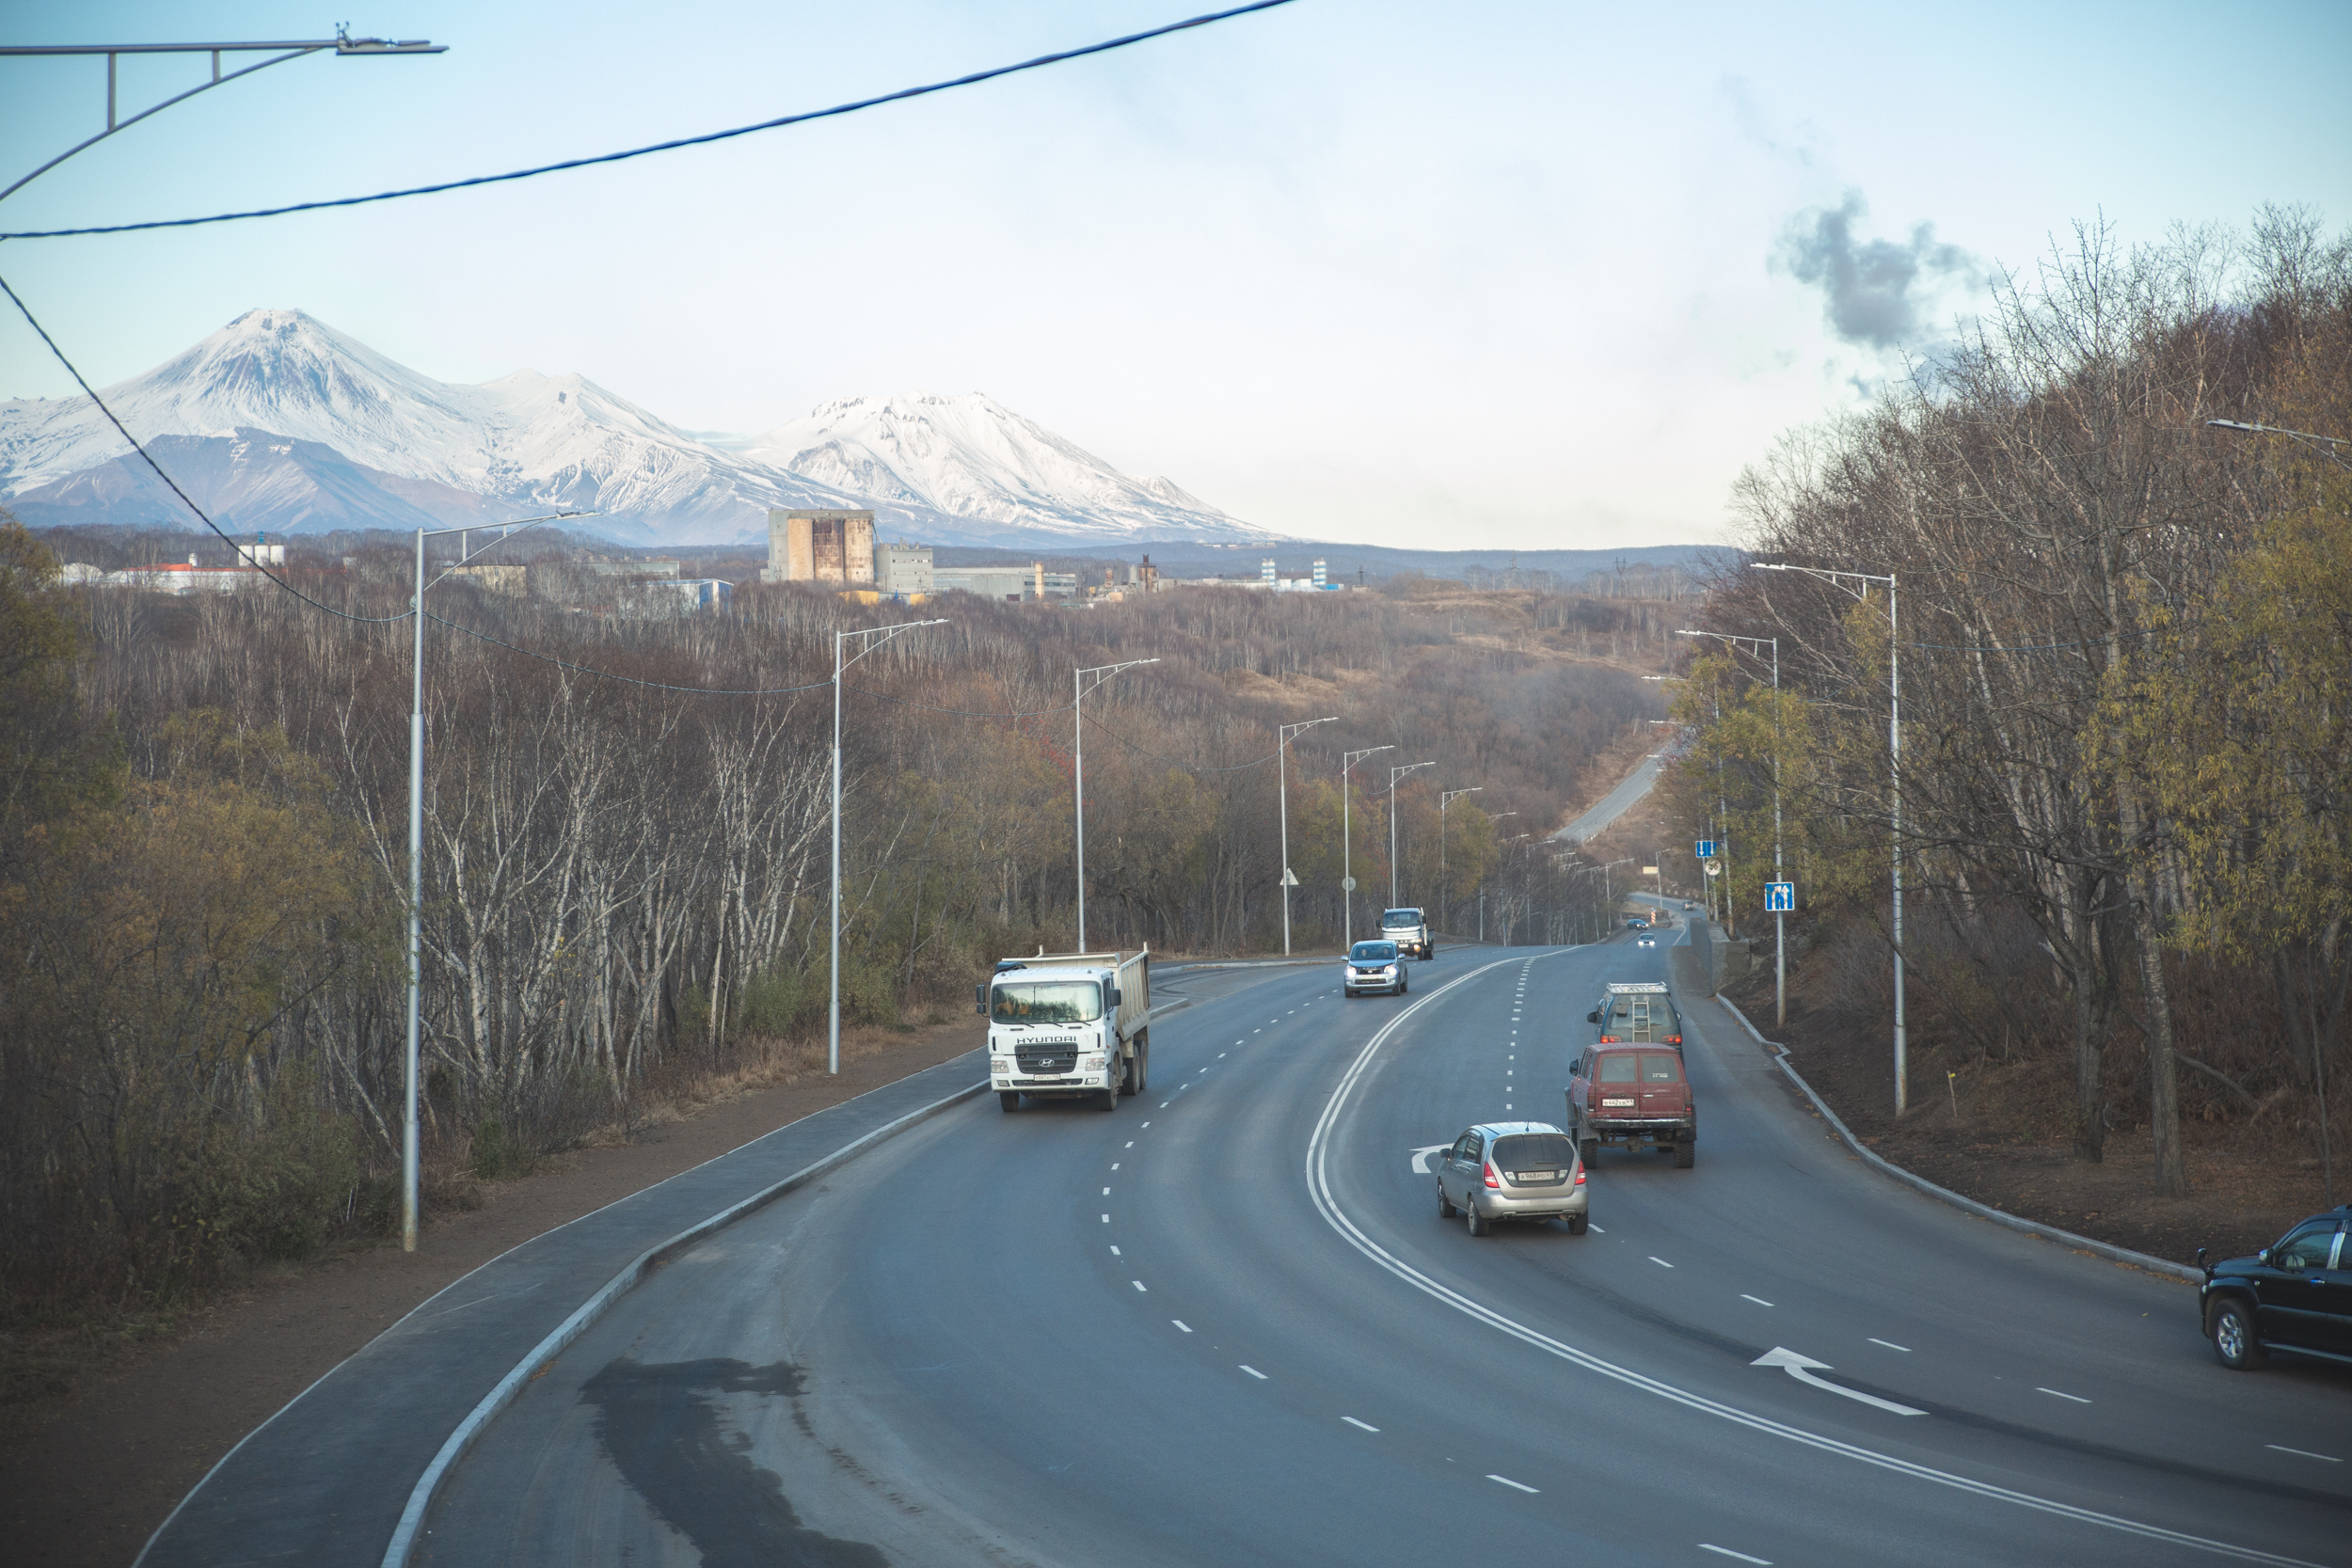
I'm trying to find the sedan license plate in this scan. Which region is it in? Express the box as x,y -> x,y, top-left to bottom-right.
1515,1170 -> 1557,1182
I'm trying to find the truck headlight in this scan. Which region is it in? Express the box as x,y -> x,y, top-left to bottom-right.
1079,1053 -> 1106,1071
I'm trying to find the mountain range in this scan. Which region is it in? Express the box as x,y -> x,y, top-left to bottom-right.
0,309 -> 1276,548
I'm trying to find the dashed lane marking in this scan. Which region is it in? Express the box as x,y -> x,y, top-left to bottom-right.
1241,1365 -> 1267,1380
2267,1446 -> 2341,1463
1487,1475 -> 1539,1494
1699,1547 -> 1772,1565
1343,1417 -> 1380,1433
1740,1294 -> 1773,1307
1649,1256 -> 1675,1269
1101,1214 -> 1108,1223
1869,1338 -> 1911,1353
1172,1320 -> 1192,1333
1109,1245 -> 1120,1256
1132,1280 -> 1148,1292
2038,1387 -> 2090,1404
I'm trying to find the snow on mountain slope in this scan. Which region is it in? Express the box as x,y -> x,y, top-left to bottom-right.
6,428 -> 513,536
743,392 -> 1270,543
0,309 -> 907,544
1,311 -> 1271,546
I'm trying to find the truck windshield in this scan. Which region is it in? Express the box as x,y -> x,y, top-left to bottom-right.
991,981 -> 1102,1023
1382,911 -> 1421,927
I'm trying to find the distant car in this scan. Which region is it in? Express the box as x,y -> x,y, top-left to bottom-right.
1636,933 -> 1656,947
1343,940 -> 1407,998
1568,1043 -> 1696,1168
1683,901 -> 1697,911
2199,1207 -> 2352,1370
1435,1122 -> 1589,1235
1626,917 -> 1647,929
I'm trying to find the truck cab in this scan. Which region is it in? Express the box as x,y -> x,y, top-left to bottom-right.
1381,907 -> 1435,959
981,950 -> 1150,1113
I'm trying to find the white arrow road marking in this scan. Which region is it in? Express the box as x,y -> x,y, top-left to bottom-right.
1411,1144 -> 1449,1174
1752,1348 -> 1925,1416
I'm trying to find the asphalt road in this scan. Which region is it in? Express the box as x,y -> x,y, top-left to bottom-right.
420,936 -> 2352,1567
1554,736 -> 1679,845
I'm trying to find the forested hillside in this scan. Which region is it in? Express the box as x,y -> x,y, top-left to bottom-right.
0,542 -> 1665,1307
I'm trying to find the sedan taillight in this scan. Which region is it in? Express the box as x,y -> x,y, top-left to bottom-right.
1483,1160 -> 1502,1189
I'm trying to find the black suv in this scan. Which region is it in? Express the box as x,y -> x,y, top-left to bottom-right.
2200,1206 -> 2352,1370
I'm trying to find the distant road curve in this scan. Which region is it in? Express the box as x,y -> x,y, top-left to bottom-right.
1553,728 -> 1687,845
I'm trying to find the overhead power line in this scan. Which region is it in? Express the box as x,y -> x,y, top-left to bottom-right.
0,0 -> 1301,241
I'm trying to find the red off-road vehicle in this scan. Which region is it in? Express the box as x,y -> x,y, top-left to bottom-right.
1567,1043 -> 1696,1168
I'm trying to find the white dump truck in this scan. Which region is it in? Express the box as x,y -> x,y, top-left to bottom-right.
977,949 -> 1152,1112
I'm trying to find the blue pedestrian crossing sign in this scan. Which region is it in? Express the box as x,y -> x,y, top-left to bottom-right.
1695,839 -> 1717,859
1765,881 -> 1796,912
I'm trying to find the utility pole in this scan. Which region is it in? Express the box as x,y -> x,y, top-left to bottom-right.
400,510 -> 590,1252
1388,761 -> 1436,910
1677,629 -> 1783,1022
1340,747 -> 1391,945
833,618 -> 947,1074
1439,787 -> 1482,937
1073,658 -> 1159,950
1277,717 -> 1338,955
1755,562 -> 1901,1112
2,27 -> 446,203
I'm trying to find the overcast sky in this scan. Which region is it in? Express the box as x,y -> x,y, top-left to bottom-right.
3,1 -> 2347,549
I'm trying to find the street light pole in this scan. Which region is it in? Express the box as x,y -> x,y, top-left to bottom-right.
1341,747 -> 1392,946
1,28 -> 446,203
400,510 -> 590,1252
1678,629 -> 1785,1023
1388,761 -> 1436,911
1073,657 -> 1160,950
1439,787 -> 1483,937
1755,561 -> 1902,1111
832,617 -> 947,1075
1277,717 -> 1339,955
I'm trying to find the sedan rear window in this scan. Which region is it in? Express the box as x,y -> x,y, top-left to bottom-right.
1493,1133 -> 1575,1170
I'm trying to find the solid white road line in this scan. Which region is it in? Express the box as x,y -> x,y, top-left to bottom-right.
1300,955 -> 2326,1568
1241,1365 -> 1267,1380
1699,1546 -> 1772,1564
1343,1417 -> 1380,1433
2038,1387 -> 2091,1404
1487,1475 -> 1539,1494
1869,1338 -> 1911,1353
1172,1320 -> 1192,1333
1741,1294 -> 1774,1307
2266,1446 -> 2341,1463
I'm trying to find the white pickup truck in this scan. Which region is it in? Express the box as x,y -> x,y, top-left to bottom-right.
978,949 -> 1151,1112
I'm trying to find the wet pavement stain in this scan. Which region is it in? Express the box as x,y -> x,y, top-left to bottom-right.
582,1356 -> 886,1568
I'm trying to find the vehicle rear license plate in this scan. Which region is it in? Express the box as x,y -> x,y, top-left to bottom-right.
1517,1170 -> 1555,1181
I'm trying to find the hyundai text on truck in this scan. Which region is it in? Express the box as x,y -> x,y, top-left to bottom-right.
978,949 -> 1151,1112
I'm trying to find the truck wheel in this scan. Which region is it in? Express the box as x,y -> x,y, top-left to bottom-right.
1438,1185 -> 1457,1219
1120,1049 -> 1139,1096
1096,1081 -> 1119,1112
1134,1034 -> 1149,1094
999,1091 -> 1021,1113
1674,1141 -> 1695,1169
2208,1299 -> 2265,1370
1466,1202 -> 1489,1237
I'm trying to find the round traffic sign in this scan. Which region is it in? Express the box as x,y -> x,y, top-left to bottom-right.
1704,859 -> 1723,878
1341,876 -> 1358,892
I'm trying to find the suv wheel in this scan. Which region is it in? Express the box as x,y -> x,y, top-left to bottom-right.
1579,1135 -> 1599,1167
1674,1141 -> 1695,1170
2208,1298 -> 2265,1370
1466,1202 -> 1489,1238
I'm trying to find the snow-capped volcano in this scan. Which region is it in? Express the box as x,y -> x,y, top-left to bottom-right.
0,310 -> 1271,546
744,392 -> 1260,544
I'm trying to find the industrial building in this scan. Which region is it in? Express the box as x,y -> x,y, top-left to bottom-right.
765,510 -> 876,584
873,541 -> 934,595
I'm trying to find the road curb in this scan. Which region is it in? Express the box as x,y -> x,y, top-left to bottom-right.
1713,995 -> 2200,1285
379,1075 -> 988,1567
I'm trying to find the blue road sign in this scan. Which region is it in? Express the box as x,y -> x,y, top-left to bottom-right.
1766,881 -> 1796,912
1695,839 -> 1717,859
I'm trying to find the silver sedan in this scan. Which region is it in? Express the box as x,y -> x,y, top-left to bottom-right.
1436,1122 -> 1589,1234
